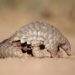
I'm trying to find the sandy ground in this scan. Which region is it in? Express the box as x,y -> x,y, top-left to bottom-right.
0,57 -> 75,75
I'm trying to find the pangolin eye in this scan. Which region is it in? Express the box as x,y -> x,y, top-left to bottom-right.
39,44 -> 45,50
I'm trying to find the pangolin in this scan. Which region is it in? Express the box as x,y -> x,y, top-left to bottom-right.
0,21 -> 71,58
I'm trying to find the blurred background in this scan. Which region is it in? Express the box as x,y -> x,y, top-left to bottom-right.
0,1 -> 75,75
0,0 -> 75,40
